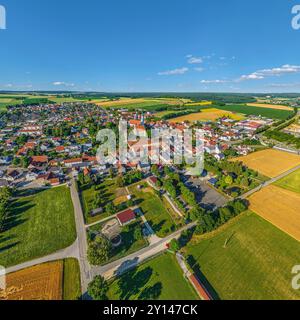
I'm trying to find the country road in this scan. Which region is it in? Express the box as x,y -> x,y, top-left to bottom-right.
92,222 -> 197,280
240,163 -> 300,199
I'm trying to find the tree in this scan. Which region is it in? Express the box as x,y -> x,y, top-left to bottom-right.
169,239 -> 180,252
88,276 -> 108,300
134,226 -> 142,240
105,202 -> 116,215
116,175 -> 124,187
87,236 -> 111,265
224,175 -> 233,186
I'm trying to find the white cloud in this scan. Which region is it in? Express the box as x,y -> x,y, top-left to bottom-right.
239,64 -> 300,81
200,79 -> 229,84
158,67 -> 189,76
52,81 -> 75,87
194,67 -> 204,72
187,56 -> 203,64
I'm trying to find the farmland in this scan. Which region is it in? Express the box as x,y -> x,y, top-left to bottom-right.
0,186 -> 76,267
128,182 -> 181,237
234,149 -> 300,178
247,103 -> 293,111
0,261 -> 63,300
183,211 -> 300,300
274,169 -> 300,194
107,253 -> 198,300
215,104 -> 294,119
249,185 -> 300,241
168,108 -> 244,123
0,259 -> 81,300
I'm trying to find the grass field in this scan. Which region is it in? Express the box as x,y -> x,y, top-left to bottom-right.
249,185 -> 300,241
0,187 -> 76,267
80,179 -> 125,224
128,183 -> 180,237
107,253 -> 198,300
0,261 -> 63,300
274,169 -> 300,194
63,258 -> 81,300
234,149 -> 300,178
183,211 -> 300,300
216,104 -> 294,119
247,103 -> 293,111
168,108 -> 244,123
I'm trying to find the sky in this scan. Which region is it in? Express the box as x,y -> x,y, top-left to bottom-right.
0,0 -> 300,93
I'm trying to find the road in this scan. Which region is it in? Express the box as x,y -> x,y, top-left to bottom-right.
91,222 -> 197,280
69,179 -> 92,293
240,163 -> 300,199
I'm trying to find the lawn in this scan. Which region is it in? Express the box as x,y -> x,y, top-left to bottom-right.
63,258 -> 81,300
128,183 -> 179,237
0,186 -> 77,267
80,179 -> 119,224
274,168 -> 300,194
215,104 -> 294,120
107,253 -> 198,300
91,219 -> 149,265
183,211 -> 300,300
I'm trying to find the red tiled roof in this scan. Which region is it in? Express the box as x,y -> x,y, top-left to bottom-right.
189,275 -> 212,301
31,156 -> 48,163
117,209 -> 136,224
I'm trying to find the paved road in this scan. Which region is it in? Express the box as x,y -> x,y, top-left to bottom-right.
240,163 -> 300,199
70,179 -> 92,293
5,240 -> 79,274
92,222 -> 197,280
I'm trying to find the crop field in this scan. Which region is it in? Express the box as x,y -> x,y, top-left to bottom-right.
249,185 -> 300,241
274,169 -> 300,194
168,108 -> 244,123
0,261 -> 63,300
215,104 -> 294,119
0,186 -> 76,267
234,149 -> 300,178
247,103 -> 293,111
183,211 -> 300,300
107,253 -> 198,300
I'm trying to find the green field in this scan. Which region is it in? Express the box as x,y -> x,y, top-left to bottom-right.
215,104 -> 294,120
183,211 -> 300,300
128,182 -> 179,237
63,258 -> 81,300
274,169 -> 300,194
0,187 -> 77,267
80,179 -> 119,224
107,253 -> 198,300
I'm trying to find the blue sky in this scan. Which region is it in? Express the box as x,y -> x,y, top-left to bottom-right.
1,0 -> 300,92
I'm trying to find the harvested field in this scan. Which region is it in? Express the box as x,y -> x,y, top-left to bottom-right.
234,149 -> 300,178
249,185 -> 300,241
0,261 -> 63,300
168,108 -> 243,123
247,103 -> 293,111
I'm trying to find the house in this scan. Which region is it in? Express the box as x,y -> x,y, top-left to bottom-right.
117,209 -> 136,226
208,178 -> 218,186
30,156 -> 48,166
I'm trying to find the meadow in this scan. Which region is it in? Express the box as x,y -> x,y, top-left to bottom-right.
128,182 -> 181,237
274,169 -> 300,194
233,149 -> 300,178
0,187 -> 76,267
183,211 -> 300,300
107,253 -> 198,300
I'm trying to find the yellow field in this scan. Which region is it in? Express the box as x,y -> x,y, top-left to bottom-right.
184,101 -> 213,106
234,149 -> 300,178
94,98 -> 148,107
249,185 -> 300,241
0,261 -> 63,300
168,108 -> 244,123
247,103 -> 293,111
